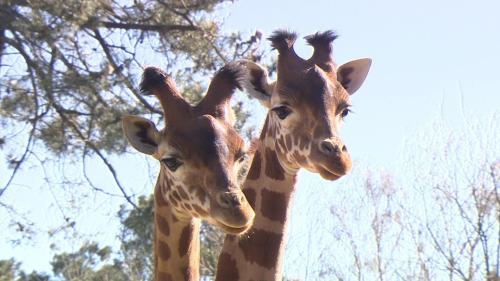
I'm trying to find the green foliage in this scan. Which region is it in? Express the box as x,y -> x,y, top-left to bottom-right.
117,196 -> 154,281
117,195 -> 225,280
0,0 -> 263,231
50,242 -> 127,281
0,259 -> 50,281
0,195 -> 226,281
0,259 -> 17,281
0,1 -> 259,279
0,0 -> 256,154
17,271 -> 50,281
0,0 -> 260,204
0,0 -> 253,156
199,223 -> 225,278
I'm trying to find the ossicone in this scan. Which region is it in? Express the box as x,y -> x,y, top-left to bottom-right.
268,30 -> 298,52
305,30 -> 339,73
139,66 -> 191,123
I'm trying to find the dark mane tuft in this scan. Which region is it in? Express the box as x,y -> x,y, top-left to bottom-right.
214,62 -> 246,91
140,67 -> 170,95
304,30 -> 339,48
268,30 -> 298,51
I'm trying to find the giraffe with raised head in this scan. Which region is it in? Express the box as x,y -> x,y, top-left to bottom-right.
122,63 -> 255,281
215,30 -> 372,281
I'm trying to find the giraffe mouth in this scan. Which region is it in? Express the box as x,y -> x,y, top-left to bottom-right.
214,219 -> 254,235
317,166 -> 343,180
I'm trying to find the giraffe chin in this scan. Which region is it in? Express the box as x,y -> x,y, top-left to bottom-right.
317,166 -> 344,181
214,220 -> 253,235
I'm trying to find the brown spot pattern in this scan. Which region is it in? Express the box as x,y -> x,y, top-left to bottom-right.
260,189 -> 288,223
192,205 -> 208,217
155,187 -> 168,207
157,240 -> 171,260
271,124 -> 278,138
246,152 -> 261,180
181,266 -> 197,281
259,118 -> 269,140
238,228 -> 282,269
178,187 -> 189,200
300,136 -> 308,150
157,272 -> 173,281
215,252 -> 239,281
293,151 -> 308,165
172,190 -> 182,202
168,194 -> 178,206
178,224 -> 194,257
277,137 -> 286,151
166,177 -> 173,187
275,142 -> 284,156
285,135 -> 292,149
156,213 -> 170,236
264,148 -> 285,180
242,188 -> 256,209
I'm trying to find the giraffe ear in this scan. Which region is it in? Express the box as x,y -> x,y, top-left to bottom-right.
237,60 -> 274,108
337,58 -> 372,95
122,115 -> 160,155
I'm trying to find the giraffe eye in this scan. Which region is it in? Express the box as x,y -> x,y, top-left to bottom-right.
272,105 -> 292,120
162,157 -> 182,171
235,152 -> 248,163
341,108 -> 351,119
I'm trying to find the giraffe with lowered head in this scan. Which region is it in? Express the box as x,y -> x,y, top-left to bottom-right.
215,30 -> 372,281
122,63 -> 255,281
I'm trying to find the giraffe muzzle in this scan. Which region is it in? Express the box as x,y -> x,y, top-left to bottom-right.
216,192 -> 244,209
211,191 -> 255,234
311,138 -> 353,179
319,139 -> 347,156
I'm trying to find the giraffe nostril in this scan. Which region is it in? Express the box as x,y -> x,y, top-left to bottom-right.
217,192 -> 242,209
320,140 -> 339,155
342,145 -> 348,152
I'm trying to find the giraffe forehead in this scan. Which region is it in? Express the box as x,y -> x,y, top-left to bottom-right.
161,116 -> 243,162
273,68 -> 350,112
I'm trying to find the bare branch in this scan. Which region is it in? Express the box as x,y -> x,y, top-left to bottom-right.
91,28 -> 162,115
100,21 -> 200,32
0,49 -> 40,198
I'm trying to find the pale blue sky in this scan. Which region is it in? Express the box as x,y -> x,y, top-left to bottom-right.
221,0 -> 500,168
1,0 -> 499,277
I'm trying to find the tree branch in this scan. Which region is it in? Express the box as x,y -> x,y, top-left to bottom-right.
101,21 -> 199,32
91,28 -> 162,116
0,42 -> 40,198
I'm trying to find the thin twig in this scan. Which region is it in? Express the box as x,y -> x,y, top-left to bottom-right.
91,28 -> 162,115
101,21 -> 199,32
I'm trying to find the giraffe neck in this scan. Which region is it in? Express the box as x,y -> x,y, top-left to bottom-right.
154,175 -> 200,281
216,118 -> 298,281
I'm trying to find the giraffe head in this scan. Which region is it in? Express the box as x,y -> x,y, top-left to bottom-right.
241,30 -> 371,180
122,63 -> 255,234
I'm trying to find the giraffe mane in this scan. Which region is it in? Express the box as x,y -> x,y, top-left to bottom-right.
212,61 -> 247,92
304,30 -> 339,48
140,67 -> 176,96
268,30 -> 298,51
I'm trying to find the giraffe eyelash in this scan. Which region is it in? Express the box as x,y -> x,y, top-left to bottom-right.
340,108 -> 352,118
161,157 -> 183,171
